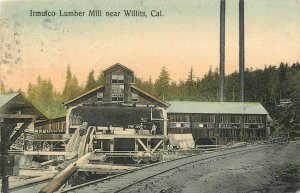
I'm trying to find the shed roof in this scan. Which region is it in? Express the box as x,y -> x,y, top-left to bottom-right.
0,92 -> 46,119
0,93 -> 19,108
167,101 -> 269,115
131,85 -> 169,108
64,85 -> 104,106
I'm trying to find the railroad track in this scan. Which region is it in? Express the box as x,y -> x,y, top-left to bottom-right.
59,143 -> 279,193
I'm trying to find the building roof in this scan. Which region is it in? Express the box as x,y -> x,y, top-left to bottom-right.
103,63 -> 134,74
131,85 -> 169,107
167,101 -> 269,115
0,92 -> 46,119
64,85 -> 104,106
0,92 -> 19,108
64,84 -> 169,108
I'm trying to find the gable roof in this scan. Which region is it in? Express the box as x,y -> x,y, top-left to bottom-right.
167,101 -> 269,115
0,92 -> 19,108
0,92 -> 47,119
131,85 -> 169,107
64,85 -> 104,106
103,63 -> 134,75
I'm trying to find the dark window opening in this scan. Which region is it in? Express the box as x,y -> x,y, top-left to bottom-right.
112,74 -> 124,83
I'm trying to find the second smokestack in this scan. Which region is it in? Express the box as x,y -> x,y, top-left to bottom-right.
220,0 -> 226,102
239,0 -> 245,102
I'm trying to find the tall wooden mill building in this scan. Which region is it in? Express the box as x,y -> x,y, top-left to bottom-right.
34,63 -> 169,152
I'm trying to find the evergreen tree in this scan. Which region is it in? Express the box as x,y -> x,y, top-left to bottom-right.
85,70 -> 97,91
27,76 -> 66,118
225,71 -> 239,101
62,65 -> 82,100
96,71 -> 106,85
0,81 -> 5,93
168,81 -> 180,100
197,67 -> 219,101
278,62 -> 289,99
185,67 -> 196,100
154,66 -> 170,100
135,76 -> 154,95
62,65 -> 73,99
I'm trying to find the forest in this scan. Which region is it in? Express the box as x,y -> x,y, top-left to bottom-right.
0,62 -> 299,137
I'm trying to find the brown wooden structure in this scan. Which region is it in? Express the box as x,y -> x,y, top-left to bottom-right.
33,64 -> 169,154
0,93 -> 46,192
167,101 -> 270,145
64,63 -> 168,109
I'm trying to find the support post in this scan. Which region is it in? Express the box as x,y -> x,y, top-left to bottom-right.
220,0 -> 226,102
1,122 -> 9,193
239,0 -> 245,102
8,122 -> 31,148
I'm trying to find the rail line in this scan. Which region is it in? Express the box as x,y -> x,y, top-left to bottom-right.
59,143 -> 280,193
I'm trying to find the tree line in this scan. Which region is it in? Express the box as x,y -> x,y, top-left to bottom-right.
0,62 -> 299,137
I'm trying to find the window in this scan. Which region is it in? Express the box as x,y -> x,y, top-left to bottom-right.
197,123 -> 213,128
97,92 -> 103,101
244,116 -> 262,123
112,84 -> 124,93
132,93 -> 138,102
221,115 -> 241,123
112,93 -> 123,102
170,123 -> 190,128
192,114 -> 215,122
169,114 -> 189,122
112,74 -> 124,83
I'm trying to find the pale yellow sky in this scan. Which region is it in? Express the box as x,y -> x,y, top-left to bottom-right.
1,0 -> 300,92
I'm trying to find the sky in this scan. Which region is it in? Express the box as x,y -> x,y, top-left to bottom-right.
0,0 -> 300,92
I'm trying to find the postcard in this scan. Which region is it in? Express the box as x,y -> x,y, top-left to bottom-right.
1,0 -> 299,193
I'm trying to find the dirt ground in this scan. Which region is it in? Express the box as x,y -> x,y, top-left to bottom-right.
125,141 -> 300,193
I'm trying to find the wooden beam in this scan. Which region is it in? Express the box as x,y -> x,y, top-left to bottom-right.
137,138 -> 149,152
0,114 -> 36,119
151,140 -> 163,153
8,122 -> 31,148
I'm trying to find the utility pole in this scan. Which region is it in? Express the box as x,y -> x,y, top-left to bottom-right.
220,0 -> 226,102
239,0 -> 245,102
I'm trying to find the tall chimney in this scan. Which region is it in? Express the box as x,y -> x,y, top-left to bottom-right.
239,0 -> 245,102
220,0 -> 226,102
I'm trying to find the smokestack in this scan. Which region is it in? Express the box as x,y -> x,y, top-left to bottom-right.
220,0 -> 226,102
239,0 -> 245,102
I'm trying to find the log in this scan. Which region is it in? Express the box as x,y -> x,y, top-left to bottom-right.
39,152 -> 92,193
39,163 -> 77,193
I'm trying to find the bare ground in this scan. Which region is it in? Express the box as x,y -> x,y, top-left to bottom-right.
123,141 -> 300,193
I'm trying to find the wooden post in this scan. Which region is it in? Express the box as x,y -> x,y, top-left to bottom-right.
110,139 -> 114,152
1,122 -> 9,193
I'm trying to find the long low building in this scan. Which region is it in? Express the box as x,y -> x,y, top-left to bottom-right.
167,101 -> 270,145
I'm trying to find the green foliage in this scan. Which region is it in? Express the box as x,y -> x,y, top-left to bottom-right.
185,67 -> 197,100
154,66 -> 170,100
135,76 -> 154,95
62,65 -> 82,100
85,70 -> 97,91
96,71 -> 106,85
0,81 -> 5,93
27,77 -> 65,118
